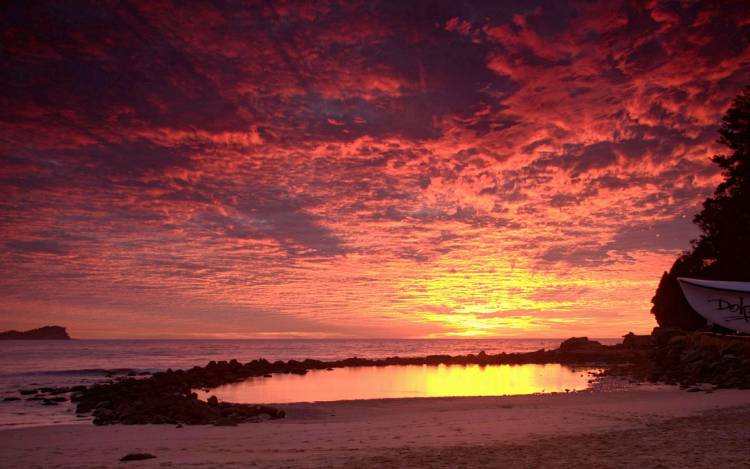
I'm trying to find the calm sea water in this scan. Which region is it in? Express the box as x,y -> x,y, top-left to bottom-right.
0,338 -> 618,428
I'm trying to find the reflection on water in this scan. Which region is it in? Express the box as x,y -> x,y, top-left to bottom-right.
198,364 -> 599,404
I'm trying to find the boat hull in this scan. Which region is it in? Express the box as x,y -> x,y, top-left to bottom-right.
677,278 -> 750,333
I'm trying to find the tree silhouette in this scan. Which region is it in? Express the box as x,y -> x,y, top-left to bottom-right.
651,87 -> 750,329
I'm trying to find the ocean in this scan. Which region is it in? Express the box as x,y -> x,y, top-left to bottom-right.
0,338 -> 619,427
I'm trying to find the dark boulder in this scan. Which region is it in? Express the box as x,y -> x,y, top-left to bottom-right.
120,453 -> 156,462
622,332 -> 654,350
559,337 -> 604,353
212,417 -> 238,426
640,333 -> 750,389
44,387 -> 70,395
651,327 -> 686,347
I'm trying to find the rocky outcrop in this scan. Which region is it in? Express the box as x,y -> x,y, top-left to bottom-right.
559,337 -> 603,352
0,326 -> 71,340
555,337 -> 644,363
74,363 -> 285,426
72,341 -> 644,426
639,332 -> 750,389
61,332 -> 750,427
622,332 -> 654,350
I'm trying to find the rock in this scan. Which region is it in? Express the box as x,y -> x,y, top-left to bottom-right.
641,332 -> 750,390
651,327 -> 686,347
3,397 -> 21,402
559,337 -> 604,353
120,453 -> 156,462
622,332 -> 654,349
70,334 -> 662,427
19,389 -> 37,395
680,348 -> 703,363
212,417 -> 238,426
263,406 -> 286,419
0,326 -> 71,340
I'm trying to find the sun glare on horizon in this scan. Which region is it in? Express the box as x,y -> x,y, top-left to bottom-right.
1,1 -> 748,339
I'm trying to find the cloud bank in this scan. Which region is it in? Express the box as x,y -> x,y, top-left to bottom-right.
1,1 -> 749,337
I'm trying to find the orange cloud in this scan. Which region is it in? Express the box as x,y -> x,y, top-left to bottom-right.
1,0 -> 749,337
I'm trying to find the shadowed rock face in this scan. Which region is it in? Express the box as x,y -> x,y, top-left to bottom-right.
0,326 -> 71,340
637,332 -> 750,389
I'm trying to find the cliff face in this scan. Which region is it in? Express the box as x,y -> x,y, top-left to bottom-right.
0,326 -> 71,340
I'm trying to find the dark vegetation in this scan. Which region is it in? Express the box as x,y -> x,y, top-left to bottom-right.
0,325 -> 71,340
651,87 -> 750,329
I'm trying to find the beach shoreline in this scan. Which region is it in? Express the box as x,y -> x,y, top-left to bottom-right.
3,387 -> 750,468
59,336 -> 640,427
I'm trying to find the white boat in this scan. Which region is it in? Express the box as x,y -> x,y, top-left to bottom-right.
677,277 -> 750,333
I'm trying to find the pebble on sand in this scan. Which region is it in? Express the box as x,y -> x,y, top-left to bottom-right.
120,453 -> 157,461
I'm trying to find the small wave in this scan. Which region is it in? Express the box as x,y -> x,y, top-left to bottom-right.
0,367 -> 161,377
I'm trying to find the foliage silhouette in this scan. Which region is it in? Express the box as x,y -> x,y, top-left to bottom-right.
651,87 -> 750,329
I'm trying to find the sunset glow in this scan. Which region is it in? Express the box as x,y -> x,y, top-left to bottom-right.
197,364 -> 597,403
2,1 -> 749,338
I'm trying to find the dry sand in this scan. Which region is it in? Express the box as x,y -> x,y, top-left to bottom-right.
2,387 -> 750,468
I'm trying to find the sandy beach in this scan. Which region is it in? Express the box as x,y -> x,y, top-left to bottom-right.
3,387 -> 750,468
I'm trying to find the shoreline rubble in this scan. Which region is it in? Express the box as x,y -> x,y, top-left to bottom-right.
69,336 -> 643,426
8,332 -> 750,426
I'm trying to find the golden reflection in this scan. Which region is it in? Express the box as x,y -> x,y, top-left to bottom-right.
197,364 -> 598,404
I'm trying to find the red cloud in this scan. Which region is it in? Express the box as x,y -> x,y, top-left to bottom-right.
1,0 -> 749,337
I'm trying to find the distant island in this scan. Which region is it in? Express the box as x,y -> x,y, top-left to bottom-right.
0,326 -> 71,340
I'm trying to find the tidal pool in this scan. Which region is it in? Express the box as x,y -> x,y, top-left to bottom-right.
197,364 -> 600,404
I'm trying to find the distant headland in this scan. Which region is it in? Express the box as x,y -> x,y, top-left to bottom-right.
0,326 -> 71,340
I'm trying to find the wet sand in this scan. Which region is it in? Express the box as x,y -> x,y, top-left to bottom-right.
2,387 -> 750,468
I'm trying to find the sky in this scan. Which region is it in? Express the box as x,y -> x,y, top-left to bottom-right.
1,1 -> 749,339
